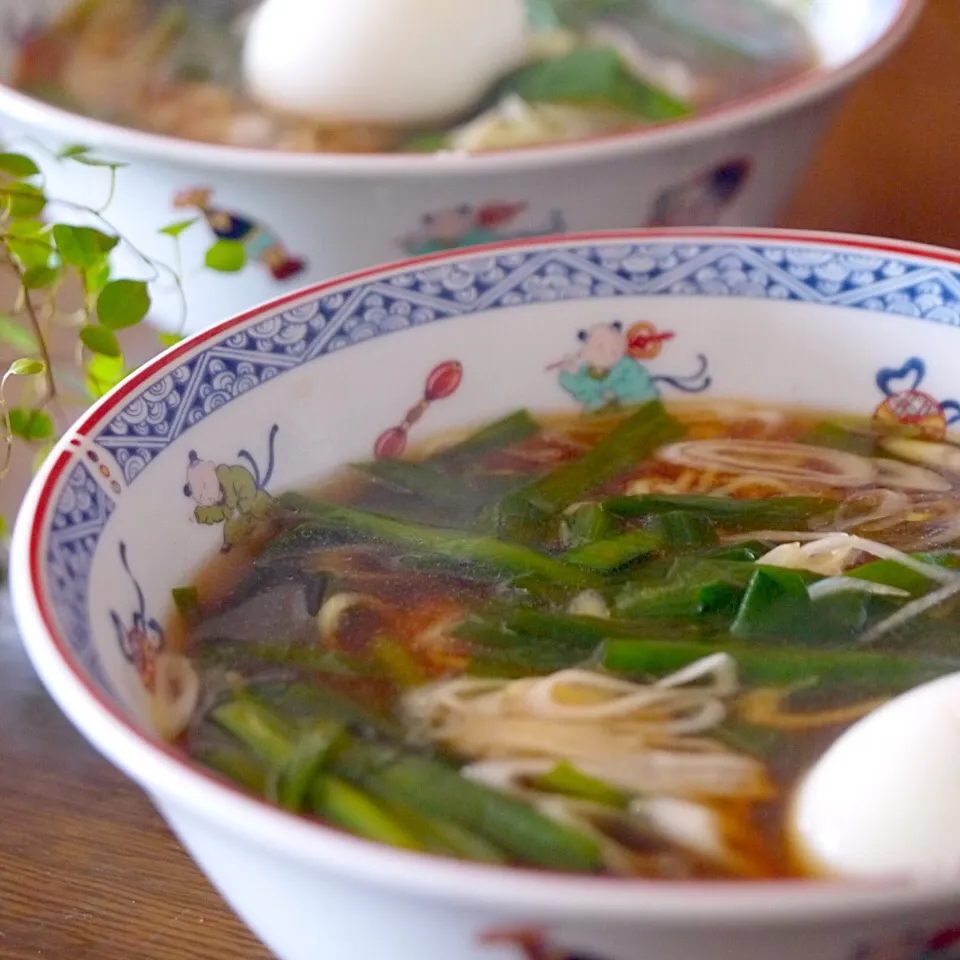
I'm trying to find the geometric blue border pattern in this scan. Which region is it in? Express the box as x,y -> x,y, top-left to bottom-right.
46,461 -> 115,692
92,242 -> 960,485
34,236 -> 960,694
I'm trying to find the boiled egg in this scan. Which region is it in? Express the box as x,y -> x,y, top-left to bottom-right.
791,671 -> 960,880
242,0 -> 530,126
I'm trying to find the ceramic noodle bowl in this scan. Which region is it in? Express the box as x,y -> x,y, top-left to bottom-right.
0,0 -> 923,335
12,229 -> 960,960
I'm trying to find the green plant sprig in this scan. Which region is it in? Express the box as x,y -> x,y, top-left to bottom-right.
0,142 -> 248,541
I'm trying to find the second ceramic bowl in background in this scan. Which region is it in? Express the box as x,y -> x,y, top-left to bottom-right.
0,0 -> 922,334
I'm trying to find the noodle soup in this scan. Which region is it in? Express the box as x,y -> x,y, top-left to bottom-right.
12,0 -> 818,153
166,400 -> 960,881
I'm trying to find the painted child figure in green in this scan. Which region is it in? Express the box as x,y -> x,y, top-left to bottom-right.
183,426 -> 279,552
558,321 -> 659,412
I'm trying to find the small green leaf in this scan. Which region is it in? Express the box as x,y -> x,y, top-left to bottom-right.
158,332 -> 184,349
525,0 -> 631,30
53,224 -> 119,268
4,183 -> 46,217
22,265 -> 61,290
9,358 -> 45,376
8,238 -> 53,270
72,155 -> 128,169
403,131 -> 449,153
79,325 -> 121,358
97,279 -> 150,329
0,316 -> 39,353
96,232 -> 120,254
0,152 -> 40,178
160,218 -> 198,238
57,144 -> 91,159
85,352 -> 126,398
7,219 -> 49,238
0,514 -> 7,539
205,239 -> 247,273
9,407 -> 54,440
502,45 -> 691,121
7,220 -> 53,268
85,261 -> 112,291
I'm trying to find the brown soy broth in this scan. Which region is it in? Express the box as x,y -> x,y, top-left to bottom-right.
605,0 -> 818,108
177,401 -> 960,880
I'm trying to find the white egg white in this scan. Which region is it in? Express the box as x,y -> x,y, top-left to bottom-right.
790,671 -> 960,881
243,0 -> 530,126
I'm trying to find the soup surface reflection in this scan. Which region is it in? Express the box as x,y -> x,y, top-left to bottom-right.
165,400 -> 960,880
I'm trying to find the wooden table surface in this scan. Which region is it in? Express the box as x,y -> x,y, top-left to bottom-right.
1,3 -> 958,958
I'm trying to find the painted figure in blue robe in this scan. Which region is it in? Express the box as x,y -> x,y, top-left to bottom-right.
174,187 -> 306,281
649,157 -> 752,227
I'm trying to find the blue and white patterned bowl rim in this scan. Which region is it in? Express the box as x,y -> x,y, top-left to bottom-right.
13,227 -> 960,916
32,227 -> 960,693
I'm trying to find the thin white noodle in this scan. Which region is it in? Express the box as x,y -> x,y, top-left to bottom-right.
657,440 -> 876,488
403,677 -> 507,727
414,613 -> 463,650
316,592 -> 386,641
638,796 -> 727,864
879,438 -> 960,474
676,403 -> 787,429
151,653 -> 201,742
404,658 -> 745,788
858,576 -> 960,645
654,652 -> 738,696
918,517 -> 960,548
666,699 -> 728,735
437,714 -> 661,757
520,671 -> 691,721
755,532 -> 958,584
464,750 -> 769,800
808,577 -> 910,601
407,658 -> 737,726
874,458 -> 953,493
725,530 -> 829,544
759,540 -> 857,576
464,763 -> 765,875
712,475 -> 793,496
803,534 -> 959,584
533,795 -> 638,876
457,759 -> 641,875
566,589 -> 609,618
832,489 -> 911,532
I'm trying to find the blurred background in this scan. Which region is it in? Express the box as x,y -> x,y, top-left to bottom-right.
783,0 -> 959,248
